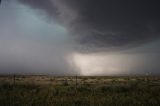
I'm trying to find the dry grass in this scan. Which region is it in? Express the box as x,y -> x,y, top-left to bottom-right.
0,75 -> 160,106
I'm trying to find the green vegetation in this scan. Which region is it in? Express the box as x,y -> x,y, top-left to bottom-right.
0,75 -> 160,106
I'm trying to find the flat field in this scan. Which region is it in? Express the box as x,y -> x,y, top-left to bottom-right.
0,75 -> 160,106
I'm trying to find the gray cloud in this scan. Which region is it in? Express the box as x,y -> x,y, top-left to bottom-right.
0,0 -> 160,75
0,1 -> 78,75
18,0 -> 160,52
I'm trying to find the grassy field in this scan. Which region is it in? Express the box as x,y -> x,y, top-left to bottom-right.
0,75 -> 160,106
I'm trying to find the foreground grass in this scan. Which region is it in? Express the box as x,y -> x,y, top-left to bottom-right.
0,76 -> 160,106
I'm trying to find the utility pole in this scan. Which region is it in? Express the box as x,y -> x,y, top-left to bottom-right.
75,75 -> 78,94
13,74 -> 16,86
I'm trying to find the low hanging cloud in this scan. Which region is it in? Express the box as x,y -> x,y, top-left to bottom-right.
0,0 -> 160,75
0,0 -> 79,75
18,0 -> 160,52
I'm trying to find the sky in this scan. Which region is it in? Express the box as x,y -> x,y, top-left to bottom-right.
0,0 -> 160,75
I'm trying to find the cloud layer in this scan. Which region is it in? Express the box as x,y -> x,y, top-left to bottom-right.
0,1 -> 78,75
18,0 -> 160,52
0,0 -> 160,75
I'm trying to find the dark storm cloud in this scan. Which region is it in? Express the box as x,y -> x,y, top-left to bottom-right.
0,1 -> 79,75
1,0 -> 160,75
18,0 -> 160,52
